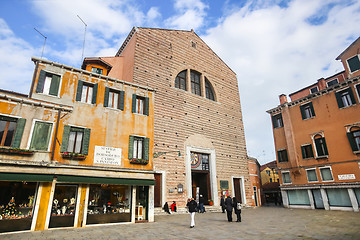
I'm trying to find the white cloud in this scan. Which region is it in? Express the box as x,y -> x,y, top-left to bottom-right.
202,0 -> 360,164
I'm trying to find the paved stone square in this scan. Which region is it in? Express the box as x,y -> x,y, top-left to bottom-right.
1,207 -> 359,240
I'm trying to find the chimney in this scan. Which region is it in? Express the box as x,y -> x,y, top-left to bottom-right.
317,78 -> 326,90
279,94 -> 288,105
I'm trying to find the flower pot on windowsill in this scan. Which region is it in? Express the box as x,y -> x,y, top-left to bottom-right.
61,152 -> 86,160
129,158 -> 149,165
0,147 -> 34,156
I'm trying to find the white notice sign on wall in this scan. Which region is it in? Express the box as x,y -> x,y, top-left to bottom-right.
94,146 -> 122,166
338,174 -> 355,180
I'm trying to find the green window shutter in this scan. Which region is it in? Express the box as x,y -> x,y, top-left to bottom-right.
81,128 -> 91,155
347,132 -> 358,151
104,87 -> 109,107
60,125 -> 71,152
322,138 -> 328,155
309,145 -> 314,157
49,74 -> 60,96
36,70 -> 46,93
143,137 -> 150,161
356,84 -> 360,97
144,97 -> 149,116
301,146 -> 306,159
128,135 -> 134,159
335,91 -> 344,108
300,105 -> 306,120
284,150 -> 288,161
29,122 -> 52,151
132,94 -> 137,113
76,80 -> 83,102
277,150 -> 281,162
119,91 -> 125,111
272,115 -> 277,128
92,83 -> 98,104
309,102 -> 315,117
11,118 -> 26,148
348,88 -> 356,105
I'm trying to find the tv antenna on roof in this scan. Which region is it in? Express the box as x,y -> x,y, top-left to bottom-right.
77,15 -> 87,66
34,28 -> 47,59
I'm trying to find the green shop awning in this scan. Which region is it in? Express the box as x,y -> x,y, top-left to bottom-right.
56,175 -> 155,186
0,172 -> 53,182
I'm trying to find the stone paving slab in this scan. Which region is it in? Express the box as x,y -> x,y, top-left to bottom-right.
0,207 -> 359,240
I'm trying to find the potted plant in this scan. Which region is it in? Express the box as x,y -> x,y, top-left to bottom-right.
208,199 -> 214,206
61,152 -> 86,160
129,158 -> 149,165
0,147 -> 34,156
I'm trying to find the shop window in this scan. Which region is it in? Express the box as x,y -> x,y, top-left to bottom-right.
205,78 -> 215,101
35,70 -> 61,96
128,136 -> 150,164
87,184 -> 131,224
326,79 -> 338,87
320,167 -> 333,181
310,86 -> 318,94
314,135 -> 328,158
60,126 -> 91,155
76,80 -> 98,104
335,88 -> 356,109
190,70 -> 201,96
306,169 -> 318,182
301,144 -> 314,159
326,188 -> 352,207
0,181 -> 37,233
49,184 -> 78,228
354,188 -> 360,205
287,189 -> 310,205
0,116 -> 26,148
282,171 -> 291,184
104,87 -> 124,110
347,127 -> 360,152
277,149 -> 288,162
132,94 -> 149,116
300,102 -> 315,120
175,70 -> 187,91
272,113 -> 283,128
91,67 -> 103,75
347,55 -> 360,73
29,121 -> 53,151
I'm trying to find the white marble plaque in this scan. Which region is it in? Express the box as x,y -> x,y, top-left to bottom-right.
94,146 -> 122,166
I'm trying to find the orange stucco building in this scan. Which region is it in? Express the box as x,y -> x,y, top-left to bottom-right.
267,37 -> 360,211
248,157 -> 262,207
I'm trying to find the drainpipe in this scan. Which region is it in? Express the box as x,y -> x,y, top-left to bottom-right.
29,61 -> 39,99
51,107 -> 62,161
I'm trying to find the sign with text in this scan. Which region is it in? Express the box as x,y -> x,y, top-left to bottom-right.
338,174 -> 355,180
94,146 -> 122,166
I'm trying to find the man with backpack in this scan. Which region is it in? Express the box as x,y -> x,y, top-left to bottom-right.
232,197 -> 242,222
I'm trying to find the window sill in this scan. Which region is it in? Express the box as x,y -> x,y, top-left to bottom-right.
315,155 -> 328,160
61,152 -> 86,160
0,147 -> 34,156
339,104 -> 356,110
353,150 -> 360,155
129,159 -> 149,165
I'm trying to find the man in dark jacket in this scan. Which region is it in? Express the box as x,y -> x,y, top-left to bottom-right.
187,198 -> 197,228
232,197 -> 241,222
220,195 -> 225,213
225,195 -> 233,222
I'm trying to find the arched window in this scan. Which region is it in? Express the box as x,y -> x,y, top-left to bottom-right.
313,134 -> 328,157
205,78 -> 215,101
190,70 -> 201,96
175,70 -> 187,90
347,126 -> 360,151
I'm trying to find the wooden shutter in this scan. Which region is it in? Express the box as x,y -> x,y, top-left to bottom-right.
128,135 -> 134,159
119,91 -> 125,111
356,84 -> 360,98
347,132 -> 358,151
144,97 -> 149,116
131,94 -> 137,113
335,91 -> 344,108
92,83 -> 98,104
104,87 -> 109,107
143,137 -> 150,161
284,149 -> 288,161
81,128 -> 91,155
11,118 -> 26,148
348,88 -> 356,105
36,70 -> 46,93
49,74 -> 60,96
272,115 -> 277,128
309,102 -> 315,117
60,125 -> 71,152
300,105 -> 306,120
301,146 -> 306,159
76,80 -> 83,101
277,150 -> 282,162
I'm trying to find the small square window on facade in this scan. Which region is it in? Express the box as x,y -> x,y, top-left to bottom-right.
310,86 -> 318,94
61,125 -> 91,155
91,67 -> 103,75
29,121 -> 53,151
300,102 -> 315,120
76,80 -> 98,104
104,87 -> 125,110
347,126 -> 360,152
301,144 -> 314,159
306,169 -> 318,182
277,149 -> 288,162
282,171 -> 291,184
335,88 -> 356,109
326,79 -> 338,87
314,135 -> 328,158
132,94 -> 149,116
272,114 -> 283,128
347,55 -> 360,73
36,70 -> 61,96
319,167 -> 334,181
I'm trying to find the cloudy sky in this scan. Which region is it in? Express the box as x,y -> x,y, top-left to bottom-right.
0,0 -> 359,164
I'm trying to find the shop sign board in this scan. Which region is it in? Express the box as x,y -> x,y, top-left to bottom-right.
94,146 -> 122,166
338,174 -> 355,180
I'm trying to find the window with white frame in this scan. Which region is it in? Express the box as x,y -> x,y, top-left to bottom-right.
306,168 -> 318,182
301,144 -> 314,159
36,70 -> 61,96
347,126 -> 360,152
326,79 -> 338,87
300,102 -> 315,120
91,67 -> 103,75
0,115 -> 25,148
347,55 -> 360,73
128,135 -> 149,162
76,80 -> 98,104
277,149 -> 288,162
104,87 -> 124,110
319,167 -> 333,181
272,113 -> 283,128
282,171 -> 291,184
310,86 -> 318,94
313,134 -> 328,158
131,94 -> 149,116
335,88 -> 356,109
29,121 -> 53,151
60,126 -> 91,155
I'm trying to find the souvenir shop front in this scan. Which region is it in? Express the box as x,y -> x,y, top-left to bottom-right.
0,172 -> 154,233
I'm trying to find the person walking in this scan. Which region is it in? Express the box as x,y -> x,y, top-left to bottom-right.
232,197 -> 241,222
199,195 -> 205,213
187,198 -> 197,228
220,195 -> 226,213
225,195 -> 233,222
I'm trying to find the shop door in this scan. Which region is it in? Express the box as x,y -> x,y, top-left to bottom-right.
136,186 -> 149,221
233,178 -> 242,203
312,189 -> 324,209
154,174 -> 162,207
